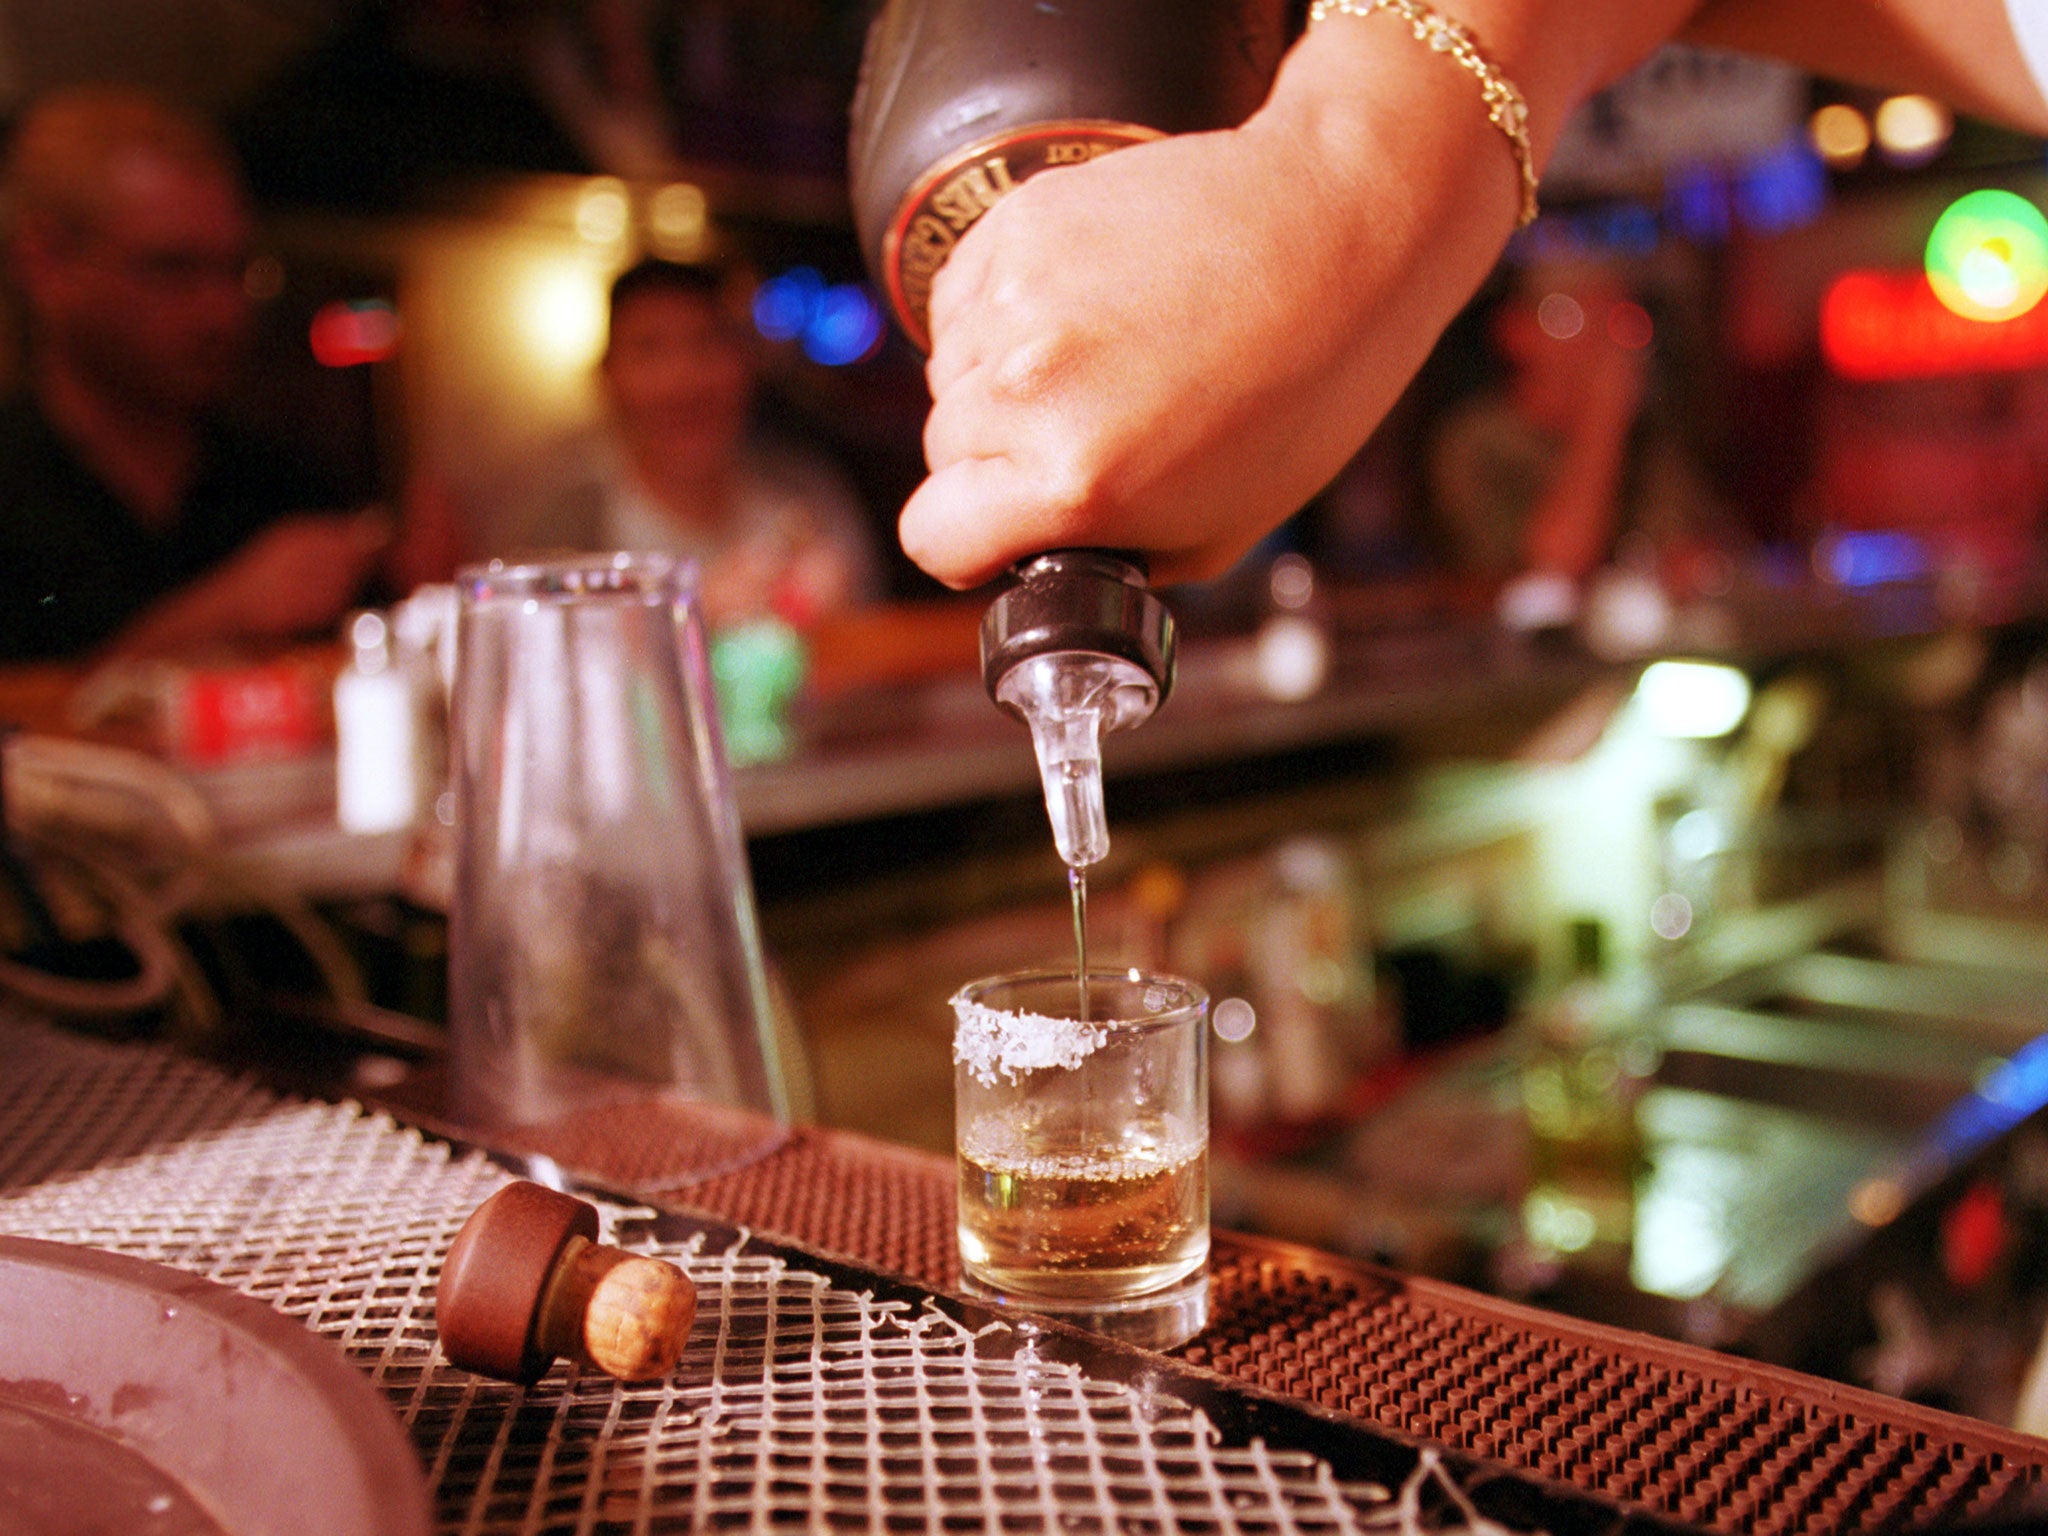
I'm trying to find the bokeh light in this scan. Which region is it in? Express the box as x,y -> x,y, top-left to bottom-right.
1808,103 -> 1870,170
1649,892 -> 1694,941
519,262 -> 608,371
1635,660 -> 1752,738
1926,189 -> 2048,322
1736,140 -> 1828,234
803,284 -> 884,366
309,299 -> 400,367
1606,301 -> 1654,350
753,267 -> 884,365
1268,552 -> 1315,610
753,267 -> 823,343
1536,292 -> 1584,340
1874,94 -> 1952,166
648,183 -> 707,257
574,178 -> 630,246
1823,269 -> 2048,378
1213,997 -> 1256,1043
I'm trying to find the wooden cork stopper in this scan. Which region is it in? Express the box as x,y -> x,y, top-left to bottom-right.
534,1237 -> 697,1381
437,1181 -> 696,1385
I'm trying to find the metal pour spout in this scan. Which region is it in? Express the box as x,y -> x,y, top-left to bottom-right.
981,552 -> 1176,868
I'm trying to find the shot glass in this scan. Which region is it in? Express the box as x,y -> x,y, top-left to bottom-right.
952,968 -> 1209,1348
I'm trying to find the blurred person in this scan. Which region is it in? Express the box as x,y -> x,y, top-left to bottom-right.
896,0 -> 2048,592
0,86 -> 393,663
1429,264 -> 1721,588
496,258 -> 879,630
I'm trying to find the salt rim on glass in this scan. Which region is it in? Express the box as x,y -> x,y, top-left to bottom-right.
952,997 -> 1107,1086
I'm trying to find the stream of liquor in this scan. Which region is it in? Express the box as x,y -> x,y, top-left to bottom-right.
1070,866 -> 1089,1023
1008,666 -> 1123,1027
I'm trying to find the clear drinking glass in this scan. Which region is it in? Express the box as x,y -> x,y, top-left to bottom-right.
448,554 -> 788,1142
952,968 -> 1210,1348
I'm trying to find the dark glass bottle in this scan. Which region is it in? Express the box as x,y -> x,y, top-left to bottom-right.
849,0 -> 1294,350
847,0 -> 1293,776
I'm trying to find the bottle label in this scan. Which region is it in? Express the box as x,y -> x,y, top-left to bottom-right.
883,120 -> 1162,351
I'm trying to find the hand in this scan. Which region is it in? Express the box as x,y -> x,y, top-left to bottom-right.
205,510 -> 392,638
897,18 -> 1540,590
896,0 -> 2039,591
106,509 -> 390,658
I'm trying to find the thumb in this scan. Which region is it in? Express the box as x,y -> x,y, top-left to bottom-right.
898,456 -> 1073,590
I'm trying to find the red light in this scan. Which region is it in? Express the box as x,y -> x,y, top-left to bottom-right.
1821,269 -> 2048,380
309,300 -> 400,368
1605,300 -> 1653,350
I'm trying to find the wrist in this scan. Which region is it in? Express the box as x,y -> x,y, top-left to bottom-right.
1314,0 -> 1541,227
1252,12 -> 1521,249
1247,14 -> 1530,272
1272,0 -> 1705,168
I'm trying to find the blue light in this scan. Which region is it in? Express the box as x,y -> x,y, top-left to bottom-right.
753,268 -> 882,366
753,267 -> 823,343
802,284 -> 883,366
1509,199 -> 1662,264
1736,140 -> 1827,234
1820,531 -> 1927,587
1666,165 -> 1731,245
1931,1032 -> 2048,1162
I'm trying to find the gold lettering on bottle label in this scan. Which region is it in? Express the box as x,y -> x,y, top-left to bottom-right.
882,121 -> 1161,351
929,157 -> 1018,232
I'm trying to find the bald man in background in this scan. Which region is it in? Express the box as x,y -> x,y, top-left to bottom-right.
0,86 -> 389,662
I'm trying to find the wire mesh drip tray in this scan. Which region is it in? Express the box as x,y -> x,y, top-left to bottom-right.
0,1013 -> 2041,1535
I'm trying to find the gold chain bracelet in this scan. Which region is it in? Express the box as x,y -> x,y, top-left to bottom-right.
1307,0 -> 1540,228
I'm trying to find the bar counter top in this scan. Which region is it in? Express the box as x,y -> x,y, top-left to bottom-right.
8,1009 -> 2048,1533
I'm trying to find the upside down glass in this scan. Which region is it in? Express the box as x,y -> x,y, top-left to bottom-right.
953,969 -> 1210,1348
448,554 -> 788,1144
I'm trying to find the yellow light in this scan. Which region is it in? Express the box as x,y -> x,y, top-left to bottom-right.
1926,189 -> 2048,322
1808,103 -> 1870,169
575,178 -> 630,246
1634,660 -> 1752,739
649,183 -> 708,256
1873,94 -> 1952,165
518,261 -> 608,372
1849,1177 -> 1905,1227
1960,240 -> 2023,312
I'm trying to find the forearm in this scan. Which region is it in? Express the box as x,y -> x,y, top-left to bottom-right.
1229,0 -> 1699,502
1683,0 -> 2048,133
101,568 -> 253,660
102,512 -> 385,659
1521,408 -> 1635,579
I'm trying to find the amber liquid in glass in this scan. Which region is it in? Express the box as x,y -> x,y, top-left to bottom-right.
956,1115 -> 1207,1300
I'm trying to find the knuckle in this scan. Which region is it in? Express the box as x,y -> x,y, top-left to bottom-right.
1029,449 -> 1105,542
987,329 -> 1073,405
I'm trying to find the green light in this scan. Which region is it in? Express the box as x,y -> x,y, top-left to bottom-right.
1926,189 -> 2048,322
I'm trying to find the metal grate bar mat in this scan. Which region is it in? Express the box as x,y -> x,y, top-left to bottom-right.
491,1098 -> 2048,1536
0,1016 -> 1684,1535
